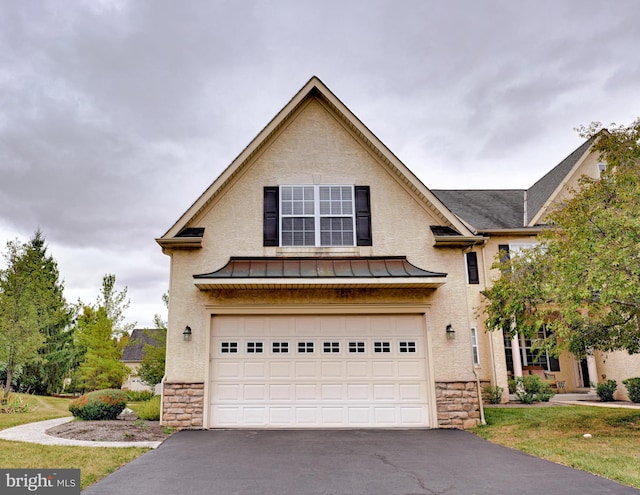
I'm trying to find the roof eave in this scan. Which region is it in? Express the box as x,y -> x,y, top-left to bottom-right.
433,235 -> 486,247
477,227 -> 546,236
155,237 -> 203,249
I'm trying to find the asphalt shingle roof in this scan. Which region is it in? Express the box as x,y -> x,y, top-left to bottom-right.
122,328 -> 164,362
433,137 -> 595,231
431,189 -> 525,230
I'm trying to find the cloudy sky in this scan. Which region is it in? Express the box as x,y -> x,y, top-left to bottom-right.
1,0 -> 639,328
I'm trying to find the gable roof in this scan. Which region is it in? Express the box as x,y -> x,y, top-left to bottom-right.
122,328 -> 164,363
526,136 -> 596,226
433,137 -> 596,232
157,76 -> 477,248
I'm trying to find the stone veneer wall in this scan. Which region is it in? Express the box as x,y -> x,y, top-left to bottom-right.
435,381 -> 481,429
162,382 -> 204,429
162,380 -> 482,430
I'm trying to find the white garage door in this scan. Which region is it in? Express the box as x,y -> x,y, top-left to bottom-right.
209,314 -> 432,428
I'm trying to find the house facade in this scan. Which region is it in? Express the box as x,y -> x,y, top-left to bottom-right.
157,77 -> 637,430
121,328 -> 164,392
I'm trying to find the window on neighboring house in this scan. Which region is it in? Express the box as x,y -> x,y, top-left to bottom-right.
263,185 -> 372,247
466,252 -> 480,284
470,327 -> 480,365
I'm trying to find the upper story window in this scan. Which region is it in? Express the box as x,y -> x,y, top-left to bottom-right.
263,185 -> 372,247
281,185 -> 354,246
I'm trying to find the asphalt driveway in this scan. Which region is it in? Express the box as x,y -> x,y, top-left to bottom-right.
83,429 -> 639,494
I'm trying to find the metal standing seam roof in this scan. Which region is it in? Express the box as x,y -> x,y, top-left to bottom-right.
194,257 -> 447,280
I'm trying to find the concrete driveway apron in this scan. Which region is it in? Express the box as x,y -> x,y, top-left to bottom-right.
83,429 -> 639,495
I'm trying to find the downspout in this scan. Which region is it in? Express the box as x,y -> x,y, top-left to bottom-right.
472,360 -> 487,426
464,244 -> 487,426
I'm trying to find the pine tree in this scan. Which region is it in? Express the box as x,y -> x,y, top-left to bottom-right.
0,230 -> 71,401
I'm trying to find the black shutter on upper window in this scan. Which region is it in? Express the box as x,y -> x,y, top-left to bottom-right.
466,252 -> 480,284
263,187 -> 279,246
354,186 -> 372,246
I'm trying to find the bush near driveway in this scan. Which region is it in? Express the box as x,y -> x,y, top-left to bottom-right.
474,405 -> 640,489
0,393 -> 149,490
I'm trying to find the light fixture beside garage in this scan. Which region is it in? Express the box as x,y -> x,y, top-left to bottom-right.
183,325 -> 192,342
446,324 -> 455,340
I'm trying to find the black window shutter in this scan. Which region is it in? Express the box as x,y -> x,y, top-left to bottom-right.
354,186 -> 372,246
466,252 -> 480,284
263,187 -> 279,246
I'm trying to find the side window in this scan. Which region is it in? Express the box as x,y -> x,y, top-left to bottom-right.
470,328 -> 479,365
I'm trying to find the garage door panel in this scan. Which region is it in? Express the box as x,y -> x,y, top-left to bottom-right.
346,361 -> 368,377
321,384 -> 342,400
244,362 -> 266,377
210,314 -> 432,428
269,384 -> 292,400
295,384 -> 316,400
320,361 -> 343,377
269,362 -> 291,377
295,361 -> 317,377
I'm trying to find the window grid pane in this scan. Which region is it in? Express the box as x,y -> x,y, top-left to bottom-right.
280,185 -> 355,247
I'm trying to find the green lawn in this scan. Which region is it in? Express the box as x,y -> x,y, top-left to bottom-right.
474,405 -> 640,489
0,394 -> 150,490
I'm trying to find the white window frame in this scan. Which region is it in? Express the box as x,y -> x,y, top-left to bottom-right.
597,162 -> 607,177
470,327 -> 480,366
279,185 -> 356,247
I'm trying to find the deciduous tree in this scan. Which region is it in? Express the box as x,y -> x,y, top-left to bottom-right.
481,120 -> 640,356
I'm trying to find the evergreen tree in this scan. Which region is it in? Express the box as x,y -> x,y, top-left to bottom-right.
0,230 -> 71,400
73,305 -> 129,391
71,274 -> 133,391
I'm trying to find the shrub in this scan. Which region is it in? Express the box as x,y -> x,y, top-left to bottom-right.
126,390 -> 155,402
507,378 -> 517,394
596,379 -> 618,402
69,389 -> 128,420
135,395 -> 161,421
483,385 -> 504,404
0,393 -> 32,414
512,375 -> 554,403
622,377 -> 640,403
537,381 -> 554,402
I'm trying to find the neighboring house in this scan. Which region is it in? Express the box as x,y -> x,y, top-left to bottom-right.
121,328 -> 164,392
157,77 -> 637,430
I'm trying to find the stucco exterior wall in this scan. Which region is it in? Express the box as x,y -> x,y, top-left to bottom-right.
595,350 -> 640,401
163,98 -> 476,388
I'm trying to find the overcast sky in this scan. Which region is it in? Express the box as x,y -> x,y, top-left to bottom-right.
1,0 -> 639,328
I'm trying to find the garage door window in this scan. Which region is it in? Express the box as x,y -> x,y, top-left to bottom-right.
348,341 -> 365,353
298,341 -> 314,353
247,342 -> 263,353
323,341 -> 340,353
272,342 -> 289,353
221,342 -> 238,353
399,341 -> 417,353
374,341 -> 391,353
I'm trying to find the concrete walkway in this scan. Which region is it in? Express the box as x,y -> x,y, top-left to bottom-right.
0,417 -> 162,448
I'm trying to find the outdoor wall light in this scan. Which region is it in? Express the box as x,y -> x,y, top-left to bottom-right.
446,324 -> 455,340
183,325 -> 192,342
